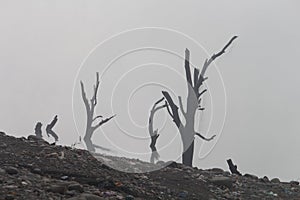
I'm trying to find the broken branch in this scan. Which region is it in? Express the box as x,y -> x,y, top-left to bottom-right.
195,132 -> 216,141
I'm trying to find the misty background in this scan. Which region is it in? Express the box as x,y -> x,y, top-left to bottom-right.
0,1 -> 300,181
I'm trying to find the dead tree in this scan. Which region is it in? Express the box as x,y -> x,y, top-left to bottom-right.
34,122 -> 43,139
46,115 -> 59,142
80,72 -> 115,152
148,97 -> 167,163
227,159 -> 242,175
162,36 -> 237,166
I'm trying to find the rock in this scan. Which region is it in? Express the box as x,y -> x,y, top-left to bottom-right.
47,184 -> 67,194
68,183 -> 84,193
268,191 -> 278,197
271,178 -> 280,183
260,176 -> 269,182
166,161 -> 179,168
66,190 -> 77,196
27,135 -> 42,141
5,195 -> 14,200
210,176 -> 234,189
67,193 -> 105,200
290,181 -> 299,186
21,181 -> 28,186
0,142 -> 8,148
178,191 -> 188,198
0,168 -> 6,174
61,175 -> 69,180
3,185 -> 18,189
5,167 -> 19,175
210,168 -> 224,173
244,173 -> 258,180
32,168 -> 42,174
156,161 -> 165,165
125,195 -> 134,200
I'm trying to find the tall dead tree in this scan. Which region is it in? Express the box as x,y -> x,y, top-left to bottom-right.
148,97 -> 167,163
80,72 -> 115,152
162,36 -> 237,166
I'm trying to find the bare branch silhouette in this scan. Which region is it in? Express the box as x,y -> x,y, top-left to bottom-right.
80,72 -> 115,152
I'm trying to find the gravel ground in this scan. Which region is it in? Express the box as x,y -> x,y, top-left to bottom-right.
0,132 -> 300,200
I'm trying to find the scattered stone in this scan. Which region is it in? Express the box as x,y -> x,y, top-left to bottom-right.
0,168 -> 6,174
260,176 -> 269,182
61,175 -> 69,180
1,133 -> 300,200
210,168 -> 224,173
125,195 -> 134,200
68,183 -> 84,193
0,142 -> 8,148
46,184 -> 67,194
271,178 -> 280,183
67,193 -> 105,200
210,176 -> 234,189
3,185 -> 18,189
27,135 -> 42,141
290,181 -> 299,186
21,181 -> 28,186
5,167 -> 19,175
156,161 -> 165,165
5,195 -> 15,200
244,173 -> 258,180
268,191 -> 278,197
178,191 -> 188,198
166,161 -> 178,168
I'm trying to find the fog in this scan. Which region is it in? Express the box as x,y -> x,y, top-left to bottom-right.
0,0 -> 300,181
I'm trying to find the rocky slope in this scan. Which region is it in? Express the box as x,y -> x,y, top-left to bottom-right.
0,132 -> 299,200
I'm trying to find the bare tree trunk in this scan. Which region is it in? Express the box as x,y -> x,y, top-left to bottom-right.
182,140 -> 194,166
83,128 -> 95,152
80,72 -> 115,152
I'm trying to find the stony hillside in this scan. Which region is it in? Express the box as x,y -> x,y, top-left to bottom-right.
0,132 -> 299,200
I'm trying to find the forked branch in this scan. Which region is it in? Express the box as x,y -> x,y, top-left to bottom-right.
81,72 -> 115,152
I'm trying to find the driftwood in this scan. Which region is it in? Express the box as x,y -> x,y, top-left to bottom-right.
80,72 -> 115,152
227,159 -> 242,175
162,36 -> 238,166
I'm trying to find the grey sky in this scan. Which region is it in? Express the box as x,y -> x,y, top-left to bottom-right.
0,1 -> 300,181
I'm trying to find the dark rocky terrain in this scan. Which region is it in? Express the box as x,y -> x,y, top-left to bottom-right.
0,131 -> 300,200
